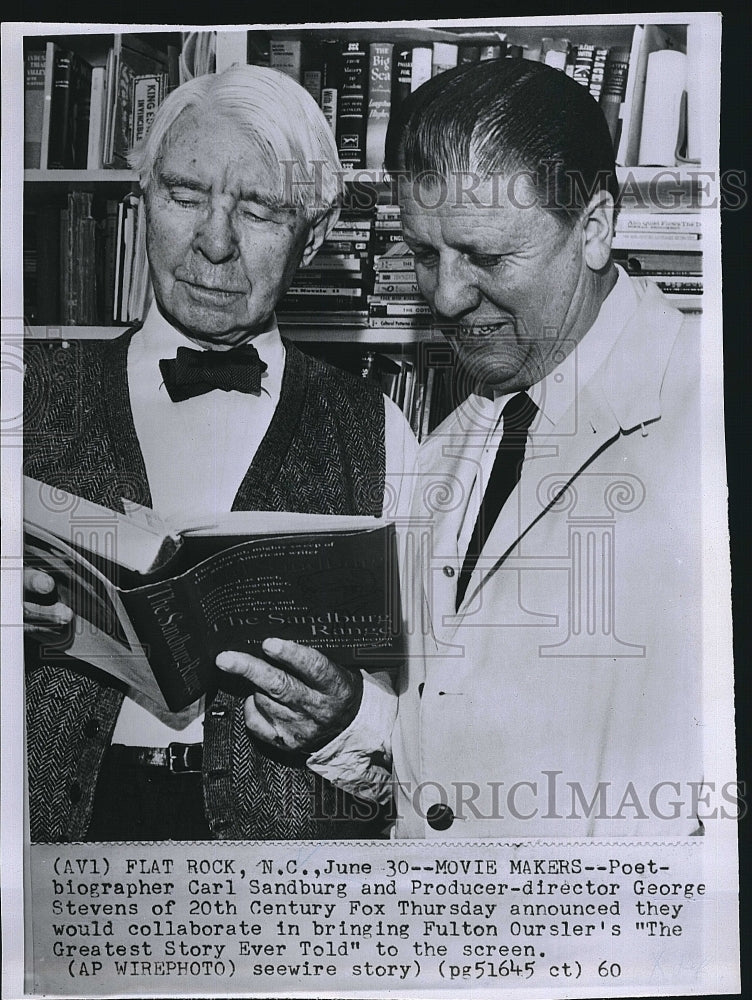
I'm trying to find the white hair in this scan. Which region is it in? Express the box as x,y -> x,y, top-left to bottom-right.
129,64 -> 344,221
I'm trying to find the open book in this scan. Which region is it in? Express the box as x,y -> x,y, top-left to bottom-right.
24,477 -> 403,712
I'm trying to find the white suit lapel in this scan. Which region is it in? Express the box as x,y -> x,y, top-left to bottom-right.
457,279 -> 684,614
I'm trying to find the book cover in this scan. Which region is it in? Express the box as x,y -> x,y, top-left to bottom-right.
130,72 -> 167,148
24,47 -> 47,168
336,41 -> 369,168
365,42 -> 393,171
269,37 -> 303,81
24,478 -> 404,712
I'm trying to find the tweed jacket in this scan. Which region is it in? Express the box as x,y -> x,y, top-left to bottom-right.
24,329 -> 387,842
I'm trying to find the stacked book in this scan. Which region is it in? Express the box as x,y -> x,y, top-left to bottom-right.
613,210 -> 702,303
368,207 -> 431,330
278,214 -> 373,324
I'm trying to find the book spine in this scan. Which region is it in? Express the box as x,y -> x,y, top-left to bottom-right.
637,49 -> 688,166
541,37 -> 570,71
616,213 -> 701,232
480,44 -> 503,61
39,43 -> 56,169
86,66 -> 106,169
571,43 -> 595,88
369,301 -> 431,316
102,199 -> 118,324
71,54 -> 92,169
365,42 -> 393,171
47,48 -> 74,169
391,45 -> 412,115
24,49 -> 47,169
410,45 -> 433,91
301,40 -> 323,106
319,40 -> 340,136
458,43 -> 481,65
120,581 -> 211,712
589,46 -> 609,101
600,46 -> 631,146
432,41 -> 458,76
336,41 -> 368,168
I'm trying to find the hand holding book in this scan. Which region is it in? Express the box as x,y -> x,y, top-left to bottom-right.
22,566 -> 74,634
217,637 -> 364,752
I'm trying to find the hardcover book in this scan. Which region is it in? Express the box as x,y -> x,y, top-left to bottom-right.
24,47 -> 47,168
365,42 -> 393,170
24,478 -> 404,712
45,44 -> 93,169
336,40 -> 369,168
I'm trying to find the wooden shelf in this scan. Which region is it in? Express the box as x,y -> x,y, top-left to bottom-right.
22,324 -> 445,344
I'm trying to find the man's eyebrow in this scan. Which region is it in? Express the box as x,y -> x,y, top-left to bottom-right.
158,171 -> 208,192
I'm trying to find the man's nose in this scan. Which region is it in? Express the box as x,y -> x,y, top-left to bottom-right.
430,255 -> 481,320
192,202 -> 240,264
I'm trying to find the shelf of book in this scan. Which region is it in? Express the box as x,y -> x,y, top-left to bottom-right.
22,20 -> 711,348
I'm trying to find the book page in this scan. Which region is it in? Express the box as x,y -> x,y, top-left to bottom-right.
1,13 -> 740,1000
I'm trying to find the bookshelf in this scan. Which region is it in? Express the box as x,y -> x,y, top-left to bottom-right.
21,18 -> 713,437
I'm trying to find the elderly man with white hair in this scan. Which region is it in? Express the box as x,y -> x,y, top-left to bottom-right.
23,65 -> 415,842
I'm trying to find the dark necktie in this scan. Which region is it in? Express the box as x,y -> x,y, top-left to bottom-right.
455,391 -> 538,610
159,344 -> 268,402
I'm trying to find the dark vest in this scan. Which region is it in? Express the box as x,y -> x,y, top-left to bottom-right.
24,330 -> 387,842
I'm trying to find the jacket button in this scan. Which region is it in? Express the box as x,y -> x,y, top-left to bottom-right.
443,565 -> 455,577
426,803 -> 454,830
69,782 -> 82,804
83,718 -> 99,738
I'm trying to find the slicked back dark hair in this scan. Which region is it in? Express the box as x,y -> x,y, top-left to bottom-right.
385,58 -> 619,227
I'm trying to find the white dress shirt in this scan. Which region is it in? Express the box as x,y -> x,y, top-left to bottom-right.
113,302 -> 417,746
308,264 -> 640,795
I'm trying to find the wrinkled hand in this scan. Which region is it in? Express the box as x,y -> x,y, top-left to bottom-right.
216,638 -> 363,753
23,567 -> 73,638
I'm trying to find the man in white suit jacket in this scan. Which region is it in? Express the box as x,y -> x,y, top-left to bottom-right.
219,58 -> 705,838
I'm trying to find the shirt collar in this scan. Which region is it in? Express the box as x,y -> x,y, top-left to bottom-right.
490,264 -> 637,428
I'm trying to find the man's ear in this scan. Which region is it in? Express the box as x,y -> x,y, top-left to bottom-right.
582,191 -> 614,271
299,205 -> 341,266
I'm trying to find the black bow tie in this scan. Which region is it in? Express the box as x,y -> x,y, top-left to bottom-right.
159,344 -> 268,402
